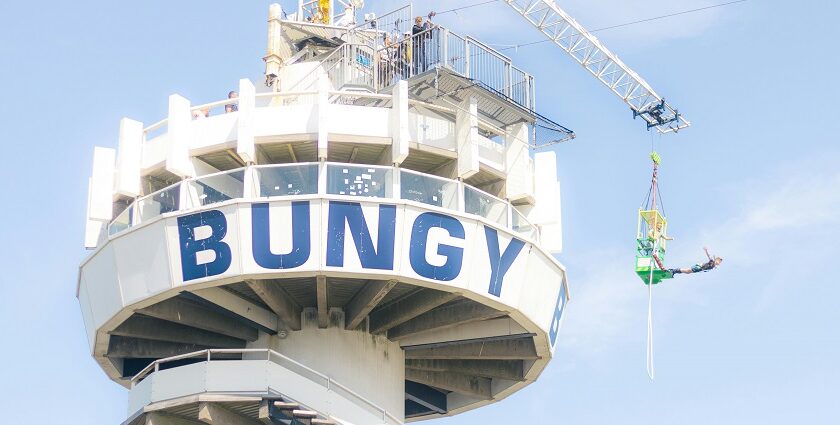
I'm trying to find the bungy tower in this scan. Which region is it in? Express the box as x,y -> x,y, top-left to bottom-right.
78,3 -> 570,424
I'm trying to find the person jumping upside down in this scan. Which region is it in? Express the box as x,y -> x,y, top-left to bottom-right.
669,247 -> 723,275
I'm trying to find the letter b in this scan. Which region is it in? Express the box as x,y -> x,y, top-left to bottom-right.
177,210 -> 232,282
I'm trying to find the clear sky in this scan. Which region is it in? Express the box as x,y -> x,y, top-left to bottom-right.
1,1 -> 838,424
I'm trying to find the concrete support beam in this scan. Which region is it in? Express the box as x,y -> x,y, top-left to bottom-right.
404,336 -> 538,360
85,147 -> 117,248
388,301 -> 506,340
199,402 -> 263,425
137,297 -> 259,342
406,369 -> 492,400
111,315 -> 245,348
316,276 -> 328,329
190,287 -> 279,333
344,280 -> 397,330
146,412 -> 204,425
115,118 -> 144,198
237,78 -> 256,163
317,73 -> 330,159
531,151 -> 563,253
455,96 -> 479,179
247,280 -> 302,331
106,336 -> 209,358
264,3 -> 284,80
405,359 -> 525,381
391,80 -> 410,165
368,290 -> 459,334
166,94 -> 195,178
504,122 -> 534,204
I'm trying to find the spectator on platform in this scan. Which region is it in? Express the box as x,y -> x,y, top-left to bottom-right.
225,91 -> 239,113
412,15 -> 435,74
397,31 -> 413,79
378,35 -> 396,87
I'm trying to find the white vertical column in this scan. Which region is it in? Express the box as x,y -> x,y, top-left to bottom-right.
165,94 -> 195,178
237,78 -> 256,164
265,3 -> 284,84
504,122 -> 533,203
391,80 -> 409,165
530,151 -> 562,253
456,96 -> 479,179
114,118 -> 144,198
84,147 -> 116,248
317,73 -> 330,160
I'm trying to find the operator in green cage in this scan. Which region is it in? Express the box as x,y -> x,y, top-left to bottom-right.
669,247 -> 723,275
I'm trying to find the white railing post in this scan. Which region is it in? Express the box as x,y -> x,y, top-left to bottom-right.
243,165 -> 256,200
318,161 -> 328,195
506,63 -> 512,97
393,167 -> 401,201
178,180 -> 190,211
442,28 -> 449,70
464,40 -> 471,78
457,180 -> 466,213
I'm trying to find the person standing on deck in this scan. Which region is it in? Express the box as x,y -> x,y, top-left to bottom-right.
412,12 -> 436,75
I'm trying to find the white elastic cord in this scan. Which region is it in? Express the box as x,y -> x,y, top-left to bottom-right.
646,253 -> 656,381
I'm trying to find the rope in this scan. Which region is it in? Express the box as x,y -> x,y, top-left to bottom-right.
435,0 -> 500,15
646,241 -> 656,381
491,0 -> 749,52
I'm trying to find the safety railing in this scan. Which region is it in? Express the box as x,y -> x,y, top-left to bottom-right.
130,348 -> 402,425
109,162 -> 539,242
365,25 -> 535,110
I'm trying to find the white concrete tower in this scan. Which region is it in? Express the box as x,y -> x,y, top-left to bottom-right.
79,3 -> 570,424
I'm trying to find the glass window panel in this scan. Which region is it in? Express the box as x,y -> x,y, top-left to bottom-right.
464,186 -> 508,226
326,164 -> 392,198
188,169 -> 245,208
137,185 -> 180,223
511,207 -> 538,240
400,170 -> 459,210
109,206 -> 133,235
256,164 -> 319,197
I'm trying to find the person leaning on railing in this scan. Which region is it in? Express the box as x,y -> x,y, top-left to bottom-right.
412,12 -> 436,74
396,31 -> 412,80
377,35 -> 397,87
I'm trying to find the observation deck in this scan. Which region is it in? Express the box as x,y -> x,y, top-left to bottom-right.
79,3 -> 569,424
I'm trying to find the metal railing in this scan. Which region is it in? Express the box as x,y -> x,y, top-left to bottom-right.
365,25 -> 536,110
109,162 -> 539,242
130,348 -> 401,425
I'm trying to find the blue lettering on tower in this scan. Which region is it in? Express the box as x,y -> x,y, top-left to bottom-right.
325,201 -> 396,270
409,212 -> 465,281
484,226 -> 525,297
548,285 -> 567,346
177,210 -> 232,282
252,201 -> 311,269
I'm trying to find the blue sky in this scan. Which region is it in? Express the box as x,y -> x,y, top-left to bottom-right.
1,1 -> 838,424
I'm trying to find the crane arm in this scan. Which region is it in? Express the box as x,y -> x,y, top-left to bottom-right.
503,0 -> 690,133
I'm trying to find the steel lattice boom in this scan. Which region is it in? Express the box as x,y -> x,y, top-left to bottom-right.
503,0 -> 691,133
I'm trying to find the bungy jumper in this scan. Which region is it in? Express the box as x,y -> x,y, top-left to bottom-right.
634,152 -> 723,284
634,151 -> 723,380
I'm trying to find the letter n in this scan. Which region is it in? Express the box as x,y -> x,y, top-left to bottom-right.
326,201 -> 395,270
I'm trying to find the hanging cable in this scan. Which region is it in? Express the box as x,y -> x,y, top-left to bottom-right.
492,0 -> 748,52
435,0 -> 500,15
647,259 -> 656,380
